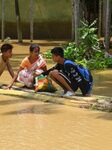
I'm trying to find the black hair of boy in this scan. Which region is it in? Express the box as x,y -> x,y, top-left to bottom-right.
30,44 -> 40,52
51,47 -> 64,58
1,44 -> 13,53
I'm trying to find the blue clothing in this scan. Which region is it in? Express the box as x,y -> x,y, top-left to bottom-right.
42,59 -> 93,95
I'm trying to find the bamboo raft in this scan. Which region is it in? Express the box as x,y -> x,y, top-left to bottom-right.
0,84 -> 112,111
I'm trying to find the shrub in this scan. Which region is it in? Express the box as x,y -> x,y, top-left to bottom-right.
44,20 -> 112,70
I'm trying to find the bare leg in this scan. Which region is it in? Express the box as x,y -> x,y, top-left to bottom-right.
49,70 -> 74,92
50,75 -> 67,93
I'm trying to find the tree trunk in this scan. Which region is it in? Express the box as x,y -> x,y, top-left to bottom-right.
80,0 -> 87,22
71,0 -> 75,41
102,0 -> 107,36
104,0 -> 111,51
30,0 -> 34,42
15,0 -> 22,43
98,0 -> 103,37
72,0 -> 80,45
1,0 -> 5,42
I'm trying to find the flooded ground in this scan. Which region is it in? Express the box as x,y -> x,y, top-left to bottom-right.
0,40 -> 112,150
0,95 -> 112,150
92,69 -> 112,97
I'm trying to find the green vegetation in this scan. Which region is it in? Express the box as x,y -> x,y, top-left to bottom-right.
44,20 -> 112,70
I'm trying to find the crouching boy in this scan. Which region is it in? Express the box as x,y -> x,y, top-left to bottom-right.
42,47 -> 93,97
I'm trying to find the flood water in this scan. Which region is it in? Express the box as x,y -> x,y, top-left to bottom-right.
0,41 -> 112,150
92,69 -> 112,97
0,96 -> 112,150
0,95 -> 112,150
0,70 -> 112,150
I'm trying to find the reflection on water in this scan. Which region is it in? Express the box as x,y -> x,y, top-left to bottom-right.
0,95 -> 112,150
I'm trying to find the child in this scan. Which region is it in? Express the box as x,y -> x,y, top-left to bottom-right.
0,44 -> 14,78
7,44 -> 47,88
42,47 -> 93,97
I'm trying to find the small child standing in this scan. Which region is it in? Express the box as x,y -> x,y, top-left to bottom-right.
0,44 -> 14,78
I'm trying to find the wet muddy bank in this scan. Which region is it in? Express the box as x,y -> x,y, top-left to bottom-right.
0,88 -> 112,112
88,97 -> 112,112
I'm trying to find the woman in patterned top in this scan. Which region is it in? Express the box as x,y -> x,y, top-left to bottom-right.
7,44 -> 47,88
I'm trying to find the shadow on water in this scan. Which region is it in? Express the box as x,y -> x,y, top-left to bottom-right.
96,113 -> 112,120
12,40 -> 68,46
2,103 -> 60,115
12,41 -> 31,46
12,54 -> 27,58
0,99 -> 32,105
88,112 -> 112,121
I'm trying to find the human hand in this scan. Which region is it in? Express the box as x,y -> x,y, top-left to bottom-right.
3,84 -> 12,90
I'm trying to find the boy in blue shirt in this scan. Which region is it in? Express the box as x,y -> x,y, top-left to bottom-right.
42,47 -> 93,97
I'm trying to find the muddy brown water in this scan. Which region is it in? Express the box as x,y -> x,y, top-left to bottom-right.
0,95 -> 112,150
0,41 -> 112,150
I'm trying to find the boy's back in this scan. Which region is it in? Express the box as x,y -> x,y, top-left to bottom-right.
0,53 -> 8,76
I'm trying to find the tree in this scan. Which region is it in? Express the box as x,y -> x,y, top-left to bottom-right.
15,0 -> 22,43
71,0 -> 80,45
98,0 -> 103,37
1,0 -> 5,42
71,0 -> 75,41
103,0 -> 112,51
30,0 -> 34,42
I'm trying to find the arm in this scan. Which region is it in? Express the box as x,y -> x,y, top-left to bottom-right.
41,65 -> 47,72
42,68 -> 53,76
42,64 -> 58,76
7,62 -> 14,78
6,57 -> 27,89
6,67 -> 23,89
33,65 -> 47,77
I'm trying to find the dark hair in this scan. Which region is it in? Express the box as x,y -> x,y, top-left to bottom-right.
1,44 -> 13,53
51,47 -> 64,58
30,44 -> 40,52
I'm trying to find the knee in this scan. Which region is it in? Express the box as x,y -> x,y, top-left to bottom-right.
49,70 -> 59,78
